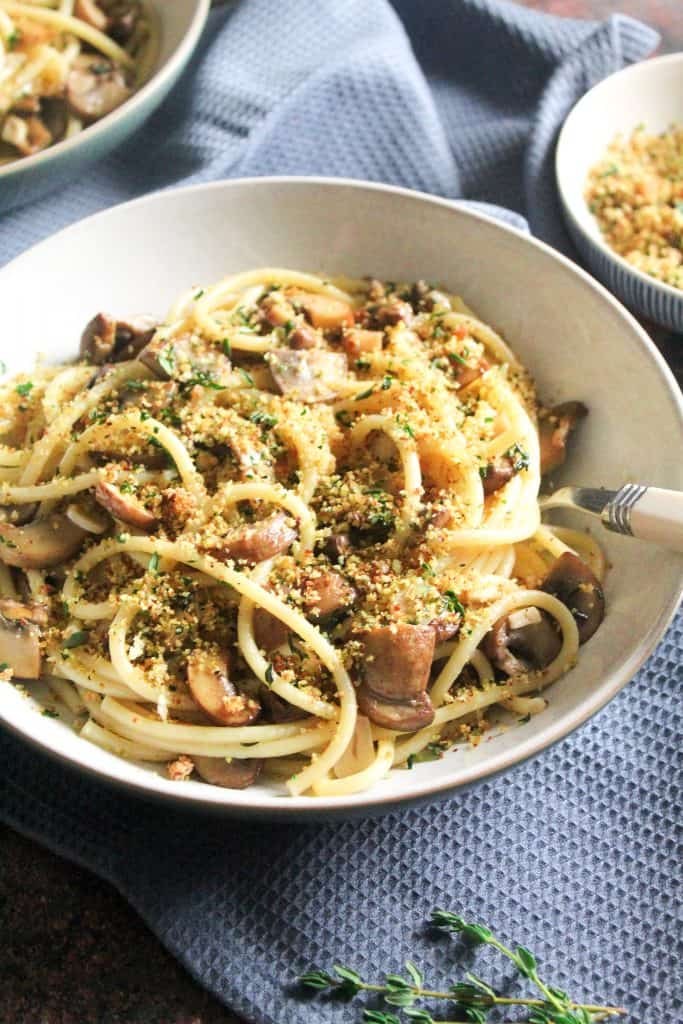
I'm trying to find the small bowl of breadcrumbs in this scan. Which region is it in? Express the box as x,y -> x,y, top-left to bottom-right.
556,53 -> 683,332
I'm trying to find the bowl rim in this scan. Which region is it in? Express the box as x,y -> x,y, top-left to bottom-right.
0,0 -> 211,183
1,174 -> 681,817
555,51 -> 683,308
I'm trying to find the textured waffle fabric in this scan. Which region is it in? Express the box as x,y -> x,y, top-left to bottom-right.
1,3 -> 680,1024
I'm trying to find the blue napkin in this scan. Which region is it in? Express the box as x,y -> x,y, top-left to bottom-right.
2,4 -> 679,1024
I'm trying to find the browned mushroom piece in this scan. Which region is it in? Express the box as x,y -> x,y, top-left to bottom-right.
541,551 -> 605,644
289,291 -> 354,330
210,511 -> 297,565
356,686 -> 435,732
482,606 -> 562,677
288,324 -> 318,350
253,607 -> 289,652
539,401 -> 588,476
0,598 -> 48,627
372,300 -> 414,327
261,292 -> 296,327
1,114 -> 53,156
101,0 -> 141,43
260,686 -> 309,723
320,532 -> 351,563
187,651 -> 260,726
193,755 -> 264,789
301,572 -> 356,624
80,312 -> 158,364
94,481 -> 157,532
80,313 -> 117,363
267,349 -> 348,403
0,503 -> 39,527
429,611 -> 462,644
66,54 -> 132,122
361,623 -> 435,701
342,328 -> 383,360
0,513 -> 87,569
0,610 -> 42,680
481,455 -> 515,496
452,357 -> 489,390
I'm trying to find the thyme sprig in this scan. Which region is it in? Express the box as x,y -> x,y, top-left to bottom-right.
298,912 -> 625,1024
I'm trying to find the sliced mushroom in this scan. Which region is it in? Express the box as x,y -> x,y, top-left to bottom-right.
187,651 -> 260,726
1,114 -> 52,156
302,571 -> 356,624
481,455 -> 515,496
320,532 -> 351,563
102,0 -> 141,43
0,598 -> 48,626
193,755 -> 263,789
539,402 -> 587,476
253,608 -> 289,652
356,686 -> 435,732
0,503 -> 39,527
371,300 -> 414,328
290,291 -> 354,329
210,511 -> 297,565
0,513 -> 87,569
342,328 -> 383,360
80,312 -> 159,365
288,324 -> 318,350
261,293 -> 295,327
361,623 -> 435,702
267,349 -> 348,403
66,54 -> 132,123
260,686 -> 308,723
452,357 -> 489,389
95,481 -> 157,532
429,612 -> 462,644
541,551 -> 605,644
138,333 -> 231,384
482,606 -> 561,676
0,613 -> 41,679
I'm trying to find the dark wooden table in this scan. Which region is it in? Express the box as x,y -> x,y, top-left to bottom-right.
1,3 -> 681,1023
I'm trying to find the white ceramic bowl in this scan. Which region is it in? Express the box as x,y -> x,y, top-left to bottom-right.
556,53 -> 683,332
0,177 -> 681,819
0,0 -> 210,214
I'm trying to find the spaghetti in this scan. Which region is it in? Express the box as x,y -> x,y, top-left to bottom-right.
0,0 -> 157,165
0,269 -> 607,797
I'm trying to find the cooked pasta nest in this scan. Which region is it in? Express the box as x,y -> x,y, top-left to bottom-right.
0,268 -> 607,797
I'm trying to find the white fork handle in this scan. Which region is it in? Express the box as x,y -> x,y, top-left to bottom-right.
606,486 -> 683,552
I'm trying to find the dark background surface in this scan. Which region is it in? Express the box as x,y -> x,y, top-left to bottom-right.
1,2 -> 681,1022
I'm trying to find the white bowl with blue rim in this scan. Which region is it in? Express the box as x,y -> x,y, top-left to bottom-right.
0,0 -> 210,215
556,53 -> 683,333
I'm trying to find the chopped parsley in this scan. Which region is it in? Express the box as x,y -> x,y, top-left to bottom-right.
265,663 -> 274,685
407,743 -> 444,768
222,337 -> 232,358
157,345 -> 176,377
149,552 -> 160,573
63,630 -> 88,650
250,410 -> 278,430
237,367 -> 255,387
506,442 -> 530,472
15,381 -> 33,396
443,590 -> 465,617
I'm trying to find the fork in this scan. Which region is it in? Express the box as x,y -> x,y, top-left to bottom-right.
540,483 -> 683,552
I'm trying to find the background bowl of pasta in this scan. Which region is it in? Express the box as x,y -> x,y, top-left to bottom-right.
0,0 -> 210,213
556,52 -> 683,332
0,177 -> 681,819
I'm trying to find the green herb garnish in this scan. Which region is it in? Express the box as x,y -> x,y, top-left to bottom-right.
63,631 -> 88,650
15,381 -> 33,396
299,912 -> 625,1023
